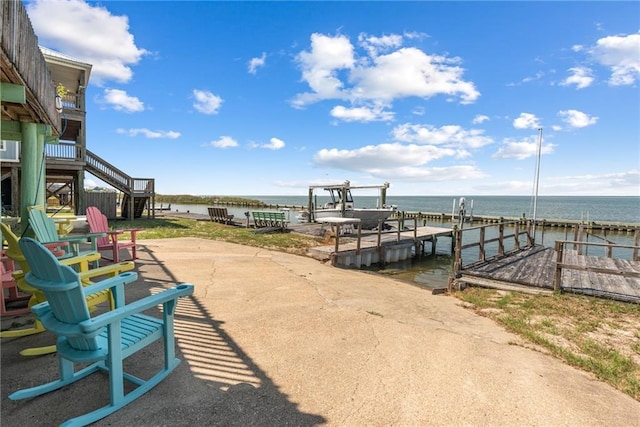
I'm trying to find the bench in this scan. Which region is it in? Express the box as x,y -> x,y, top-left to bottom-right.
207,207 -> 235,225
252,211 -> 288,229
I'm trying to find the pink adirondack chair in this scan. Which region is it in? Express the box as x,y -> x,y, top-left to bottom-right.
85,206 -> 143,263
1,251 -> 30,316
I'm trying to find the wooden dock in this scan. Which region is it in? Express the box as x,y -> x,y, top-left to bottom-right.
308,225 -> 453,268
453,222 -> 640,303
459,246 -> 640,302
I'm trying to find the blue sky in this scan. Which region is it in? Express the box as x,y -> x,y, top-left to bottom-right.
26,0 -> 640,197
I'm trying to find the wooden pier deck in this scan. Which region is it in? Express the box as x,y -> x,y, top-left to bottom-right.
459,246 -> 640,302
308,225 -> 453,268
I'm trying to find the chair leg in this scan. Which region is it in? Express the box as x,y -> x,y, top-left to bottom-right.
1,290 -> 31,317
112,243 -> 120,263
9,360 -> 101,400
19,344 -> 57,356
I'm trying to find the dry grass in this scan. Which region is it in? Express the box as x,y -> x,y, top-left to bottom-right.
454,287 -> 640,400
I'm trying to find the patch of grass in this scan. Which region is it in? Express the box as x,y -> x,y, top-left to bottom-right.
455,287 -> 640,401
111,217 -> 322,255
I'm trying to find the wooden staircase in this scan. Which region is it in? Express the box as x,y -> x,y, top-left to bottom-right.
85,150 -> 154,219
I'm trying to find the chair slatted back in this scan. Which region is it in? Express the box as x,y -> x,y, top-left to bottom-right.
19,238 -> 97,350
28,208 -> 61,242
0,223 -> 28,272
85,206 -> 111,247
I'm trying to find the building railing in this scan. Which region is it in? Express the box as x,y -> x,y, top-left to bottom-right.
452,221 -> 534,278
45,141 -> 82,161
61,92 -> 82,110
553,234 -> 640,291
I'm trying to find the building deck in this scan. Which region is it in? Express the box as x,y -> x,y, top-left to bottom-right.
459,246 -> 640,303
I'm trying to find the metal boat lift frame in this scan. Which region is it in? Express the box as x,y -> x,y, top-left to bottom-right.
306,181 -> 390,223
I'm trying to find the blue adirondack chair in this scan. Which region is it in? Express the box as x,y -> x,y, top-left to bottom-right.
28,207 -> 105,264
9,238 -> 194,426
0,222 -> 136,357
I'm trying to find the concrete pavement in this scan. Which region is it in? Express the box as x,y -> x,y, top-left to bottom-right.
2,237 -> 639,426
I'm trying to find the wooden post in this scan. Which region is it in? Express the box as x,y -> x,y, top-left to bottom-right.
334,224 -> 340,253
514,221 -> 521,250
553,240 -> 564,292
633,230 -> 639,261
479,227 -> 486,262
451,225 -> 457,254
576,225 -> 584,255
356,222 -> 361,254
498,223 -> 505,256
455,227 -> 463,276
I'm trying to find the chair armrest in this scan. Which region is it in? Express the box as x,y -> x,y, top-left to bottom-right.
57,232 -> 106,242
78,261 -> 135,283
109,229 -> 143,238
59,252 -> 102,271
80,271 -> 138,297
43,241 -> 70,255
80,284 -> 194,334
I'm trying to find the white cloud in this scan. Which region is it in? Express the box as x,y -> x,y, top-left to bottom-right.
589,32 -> 640,86
386,165 -> 486,182
492,137 -> 555,160
102,89 -> 144,112
472,115 -> 489,124
311,141 -> 486,181
330,105 -> 394,122
27,0 -> 148,85
313,143 -> 458,172
292,33 -> 479,109
248,52 -> 267,74
392,123 -> 493,148
193,89 -> 223,114
558,110 -> 598,128
358,33 -> 403,57
207,136 -> 238,148
293,33 -> 355,106
543,170 -> 640,195
560,67 -> 594,89
116,128 -> 180,139
263,137 -> 286,150
513,113 -> 541,130
350,47 -> 479,104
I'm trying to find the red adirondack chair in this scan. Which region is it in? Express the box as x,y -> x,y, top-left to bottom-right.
85,206 -> 143,263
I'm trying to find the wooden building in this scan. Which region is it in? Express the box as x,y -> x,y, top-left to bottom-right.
1,1 -> 154,225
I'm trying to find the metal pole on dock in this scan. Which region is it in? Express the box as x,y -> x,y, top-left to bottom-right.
531,128 -> 543,244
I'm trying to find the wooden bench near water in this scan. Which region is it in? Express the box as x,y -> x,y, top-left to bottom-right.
252,211 -> 288,229
207,207 -> 235,225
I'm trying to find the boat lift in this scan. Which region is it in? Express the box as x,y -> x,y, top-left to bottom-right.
306,181 -> 390,223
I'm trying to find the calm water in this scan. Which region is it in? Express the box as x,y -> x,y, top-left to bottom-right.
169,196 -> 639,290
